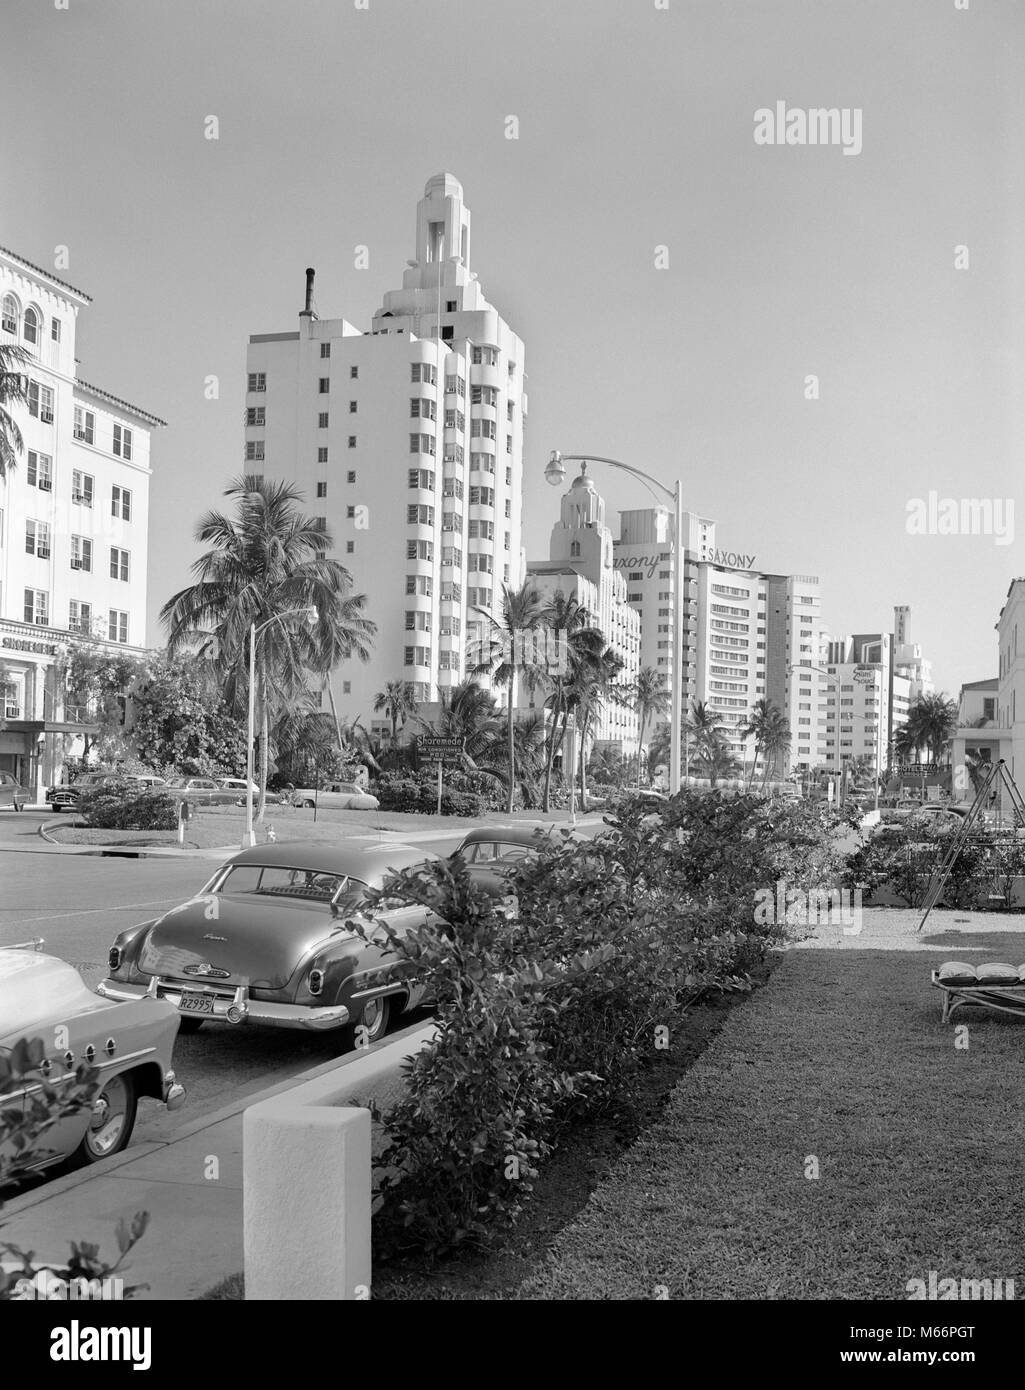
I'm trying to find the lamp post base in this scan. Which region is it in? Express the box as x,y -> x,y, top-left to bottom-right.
241,830 -> 258,849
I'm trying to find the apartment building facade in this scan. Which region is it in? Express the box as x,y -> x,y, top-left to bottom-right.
0,247 -> 160,795
244,175 -> 526,722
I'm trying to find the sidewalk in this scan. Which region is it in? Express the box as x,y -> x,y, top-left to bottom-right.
0,1021 -> 435,1300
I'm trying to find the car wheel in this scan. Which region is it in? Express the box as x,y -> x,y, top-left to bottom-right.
302,799 -> 315,809
67,1073 -> 138,1168
176,1016 -> 205,1034
353,995 -> 392,1048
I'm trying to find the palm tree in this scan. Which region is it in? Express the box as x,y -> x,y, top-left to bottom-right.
741,697 -> 775,788
760,707 -> 793,788
694,733 -> 741,789
631,666 -> 670,791
565,643 -> 626,811
418,680 -> 500,765
374,680 -> 418,743
0,343 -> 30,478
469,580 -> 547,814
161,475 -> 376,821
914,692 -> 959,765
539,593 -> 601,811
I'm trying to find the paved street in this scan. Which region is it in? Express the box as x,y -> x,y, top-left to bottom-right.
0,812 -> 593,1149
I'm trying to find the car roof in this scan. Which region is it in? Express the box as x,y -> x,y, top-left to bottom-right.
221,840 -> 436,878
456,825 -> 556,848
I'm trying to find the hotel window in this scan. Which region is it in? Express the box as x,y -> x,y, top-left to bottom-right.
26,451 -> 52,489
24,588 -> 49,625
408,468 -> 435,490
470,418 -> 496,440
471,345 -> 499,366
316,481 -> 327,498
1,294 -> 17,334
410,398 -> 436,420
23,306 -> 39,345
317,447 -> 329,463
345,506 -> 356,519
109,609 -> 129,644
69,599 -> 92,635
112,424 -> 133,459
246,407 -> 265,426
346,541 -> 354,553
350,365 -> 358,378
441,581 -> 462,602
247,373 -> 266,392
30,382 -> 55,423
469,486 -> 494,507
442,546 -> 462,568
342,681 -> 351,695
320,343 -> 331,359
72,470 -> 94,506
470,453 -> 494,473
318,412 -> 329,428
407,539 -> 433,561
411,363 -> 437,385
444,409 -> 465,431
444,444 -> 465,465
505,467 -> 512,486
407,504 -> 434,526
347,470 -> 356,483
443,511 -> 463,532
71,536 -> 93,572
571,541 -> 581,557
348,400 -> 357,413
348,436 -> 356,448
507,401 -> 514,420
26,519 -> 51,558
443,478 -> 464,499
110,547 -> 130,582
503,532 -> 510,550
506,436 -> 512,454
445,374 -> 465,397
111,485 -> 132,521
245,441 -> 264,461
628,571 -> 643,582
318,378 -> 330,393
409,433 -> 436,456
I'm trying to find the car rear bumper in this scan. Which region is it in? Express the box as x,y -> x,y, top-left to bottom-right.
96,977 -> 350,1031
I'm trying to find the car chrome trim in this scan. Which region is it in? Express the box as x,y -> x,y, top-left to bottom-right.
98,977 -> 350,1031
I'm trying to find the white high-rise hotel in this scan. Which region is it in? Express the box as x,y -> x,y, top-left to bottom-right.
0,247 -> 160,796
245,175 -> 526,722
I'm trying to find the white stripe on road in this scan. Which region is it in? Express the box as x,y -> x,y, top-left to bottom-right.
0,896 -> 184,930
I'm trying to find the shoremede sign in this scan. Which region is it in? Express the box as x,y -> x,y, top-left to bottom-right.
2,636 -> 58,656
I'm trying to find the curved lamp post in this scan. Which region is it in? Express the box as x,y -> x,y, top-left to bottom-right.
545,451 -> 685,795
243,606 -> 319,848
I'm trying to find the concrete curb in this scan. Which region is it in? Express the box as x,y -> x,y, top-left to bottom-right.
0,1017 -> 435,1218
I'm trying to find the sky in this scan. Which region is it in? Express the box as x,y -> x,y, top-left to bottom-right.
5,0 -> 1024,696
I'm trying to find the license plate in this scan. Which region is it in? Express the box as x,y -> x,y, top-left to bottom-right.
180,991 -> 215,1015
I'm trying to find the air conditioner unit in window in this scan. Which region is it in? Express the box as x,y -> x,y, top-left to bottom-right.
73,429 -> 88,441
70,559 -> 83,569
4,707 -> 20,720
38,479 -> 52,491
37,549 -> 51,560
41,410 -> 54,423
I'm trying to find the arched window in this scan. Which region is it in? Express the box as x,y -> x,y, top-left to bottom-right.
1,294 -> 18,335
23,306 -> 39,345
570,541 -> 581,557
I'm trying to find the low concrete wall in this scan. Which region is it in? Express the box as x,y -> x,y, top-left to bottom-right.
243,1021 -> 436,1301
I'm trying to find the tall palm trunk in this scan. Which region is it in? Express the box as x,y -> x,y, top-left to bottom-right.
542,684 -> 562,813
506,676 -> 516,815
636,712 -> 647,792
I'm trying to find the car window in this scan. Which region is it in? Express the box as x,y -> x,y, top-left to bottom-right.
494,843 -> 532,862
337,783 -> 359,795
216,864 -> 363,904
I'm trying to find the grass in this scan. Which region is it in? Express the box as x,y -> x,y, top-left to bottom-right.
518,912 -> 1025,1300
47,803 -> 598,851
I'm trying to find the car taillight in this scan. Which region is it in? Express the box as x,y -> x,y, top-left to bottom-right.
108,945 -> 122,973
308,968 -> 324,997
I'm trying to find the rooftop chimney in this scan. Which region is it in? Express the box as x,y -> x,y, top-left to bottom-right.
300,267 -> 316,318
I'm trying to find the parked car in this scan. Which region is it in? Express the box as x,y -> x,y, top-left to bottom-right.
0,942 -> 185,1180
45,770 -> 164,813
290,781 -> 380,811
449,825 -> 568,896
98,842 -> 439,1046
0,771 -> 29,812
217,778 -> 282,805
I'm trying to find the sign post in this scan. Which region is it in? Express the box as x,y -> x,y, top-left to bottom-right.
414,736 -> 462,815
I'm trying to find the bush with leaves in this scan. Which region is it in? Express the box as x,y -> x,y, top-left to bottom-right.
357,791 -> 853,1256
846,816 -> 993,909
372,771 -> 487,817
0,1038 -> 148,1299
77,778 -> 179,831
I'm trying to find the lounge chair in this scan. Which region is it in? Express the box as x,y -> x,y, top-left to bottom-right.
932,961 -> 1025,1023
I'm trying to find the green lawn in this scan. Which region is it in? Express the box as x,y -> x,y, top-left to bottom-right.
519,913 -> 1025,1300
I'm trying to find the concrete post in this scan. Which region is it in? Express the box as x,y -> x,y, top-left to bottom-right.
244,1103 -> 372,1300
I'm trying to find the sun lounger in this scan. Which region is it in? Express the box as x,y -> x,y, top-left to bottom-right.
931,961 -> 1025,1023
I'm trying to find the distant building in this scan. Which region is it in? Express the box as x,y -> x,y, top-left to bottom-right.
244,174 -> 526,721
0,246 -> 162,797
949,580 -> 1025,814
527,465 -> 640,753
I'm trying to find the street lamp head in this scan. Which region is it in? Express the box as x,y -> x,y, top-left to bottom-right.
544,450 -> 566,487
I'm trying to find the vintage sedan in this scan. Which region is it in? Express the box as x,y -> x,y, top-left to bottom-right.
290,781 -> 380,811
98,842 -> 438,1046
0,943 -> 185,1179
449,825 -> 567,896
0,771 -> 29,812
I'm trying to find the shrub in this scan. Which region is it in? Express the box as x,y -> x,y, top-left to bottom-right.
358,789 -> 852,1256
77,778 -> 179,831
372,771 -> 488,817
846,817 -> 994,909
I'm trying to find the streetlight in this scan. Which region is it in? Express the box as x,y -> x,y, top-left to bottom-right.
789,662 -> 882,813
243,606 -> 319,848
546,451 -> 686,795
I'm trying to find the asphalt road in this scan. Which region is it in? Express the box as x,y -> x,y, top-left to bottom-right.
0,814 -> 478,1150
